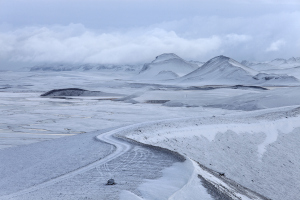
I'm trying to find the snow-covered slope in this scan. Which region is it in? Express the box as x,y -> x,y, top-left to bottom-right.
178,55 -> 257,85
177,55 -> 299,86
208,87 -> 300,111
125,106 -> 300,200
137,53 -> 199,80
1,69 -> 299,200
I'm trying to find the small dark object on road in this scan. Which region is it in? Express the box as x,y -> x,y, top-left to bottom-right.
219,173 -> 225,176
106,179 -> 115,185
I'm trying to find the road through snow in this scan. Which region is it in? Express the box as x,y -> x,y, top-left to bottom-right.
0,120 -> 270,200
0,127 -> 129,199
0,125 -> 189,200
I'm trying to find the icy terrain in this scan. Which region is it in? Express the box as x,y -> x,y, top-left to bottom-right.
0,54 -> 300,200
125,107 -> 300,200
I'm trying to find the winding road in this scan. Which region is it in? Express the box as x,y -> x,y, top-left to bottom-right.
0,125 -> 185,200
0,122 -> 269,200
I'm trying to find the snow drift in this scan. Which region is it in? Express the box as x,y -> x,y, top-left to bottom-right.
125,106 -> 300,200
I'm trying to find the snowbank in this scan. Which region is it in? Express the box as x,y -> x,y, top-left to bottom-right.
124,106 -> 300,200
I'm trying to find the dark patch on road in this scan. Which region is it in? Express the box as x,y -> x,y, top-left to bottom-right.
145,100 -> 170,104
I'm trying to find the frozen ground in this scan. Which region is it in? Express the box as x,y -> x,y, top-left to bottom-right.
0,66 -> 299,199
0,128 -> 187,200
125,106 -> 300,200
0,71 -> 233,149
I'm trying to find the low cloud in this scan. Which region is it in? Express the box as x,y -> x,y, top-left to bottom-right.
0,11 -> 299,66
0,25 -> 223,64
266,40 -> 286,52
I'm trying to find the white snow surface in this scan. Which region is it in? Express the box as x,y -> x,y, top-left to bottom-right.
125,107 -> 300,200
1,56 -> 300,200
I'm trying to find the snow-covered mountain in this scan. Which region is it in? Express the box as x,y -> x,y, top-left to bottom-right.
177,55 -> 299,86
242,57 -> 300,71
178,55 -> 257,84
137,53 -> 199,80
30,63 -> 142,72
241,57 -> 300,79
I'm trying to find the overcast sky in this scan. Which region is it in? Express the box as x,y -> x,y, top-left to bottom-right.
0,0 -> 300,67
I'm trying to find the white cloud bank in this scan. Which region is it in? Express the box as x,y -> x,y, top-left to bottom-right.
0,12 -> 299,65
0,25 -> 241,64
266,40 -> 286,52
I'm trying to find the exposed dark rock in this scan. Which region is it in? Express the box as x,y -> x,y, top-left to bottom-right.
106,179 -> 115,185
41,88 -> 122,97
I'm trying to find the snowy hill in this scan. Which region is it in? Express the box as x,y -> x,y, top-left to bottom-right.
137,53 -> 199,80
178,55 -> 258,85
177,55 -> 299,86
241,57 -> 300,79
242,57 -> 300,71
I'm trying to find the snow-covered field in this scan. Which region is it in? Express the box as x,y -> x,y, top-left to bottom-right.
0,54 -> 300,199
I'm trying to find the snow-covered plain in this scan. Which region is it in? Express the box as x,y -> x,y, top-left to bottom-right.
0,54 -> 300,200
